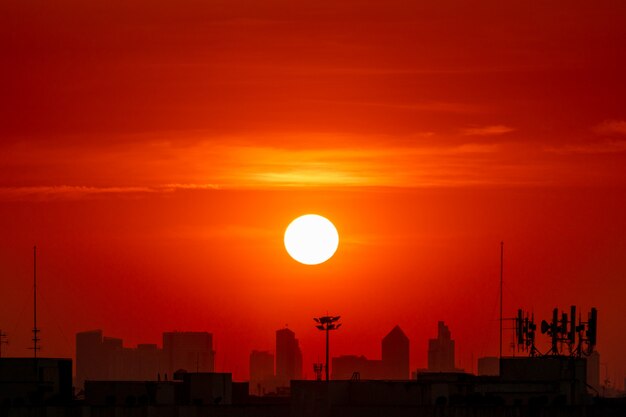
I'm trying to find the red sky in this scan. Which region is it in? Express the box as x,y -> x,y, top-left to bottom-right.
1,1 -> 625,386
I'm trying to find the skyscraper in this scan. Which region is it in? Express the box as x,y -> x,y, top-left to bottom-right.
76,330 -> 216,388
382,325 -> 410,379
76,330 -> 158,387
428,321 -> 456,372
162,332 -> 215,376
275,328 -> 302,386
249,350 -> 275,395
76,330 -> 107,388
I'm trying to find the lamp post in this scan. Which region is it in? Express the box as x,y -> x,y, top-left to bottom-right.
314,315 -> 341,381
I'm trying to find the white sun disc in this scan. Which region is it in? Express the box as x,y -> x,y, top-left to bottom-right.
284,214 -> 339,265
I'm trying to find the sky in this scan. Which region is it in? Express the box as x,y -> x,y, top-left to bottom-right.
1,1 -> 625,386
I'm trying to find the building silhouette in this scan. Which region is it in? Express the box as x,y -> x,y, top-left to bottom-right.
332,355 -> 384,379
249,350 -> 274,395
294,356 -> 594,415
163,332 -> 215,376
275,328 -> 302,387
76,330 -> 108,387
331,325 -> 410,380
76,330 -> 215,389
382,325 -> 410,379
428,321 -> 457,372
0,358 -> 73,405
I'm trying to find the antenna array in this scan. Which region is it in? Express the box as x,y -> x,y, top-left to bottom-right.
514,305 -> 597,358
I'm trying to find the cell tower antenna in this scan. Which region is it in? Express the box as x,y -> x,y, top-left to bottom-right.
32,245 -> 40,358
499,241 -> 504,360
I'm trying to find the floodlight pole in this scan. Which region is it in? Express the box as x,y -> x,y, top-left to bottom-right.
325,327 -> 330,381
314,315 -> 341,382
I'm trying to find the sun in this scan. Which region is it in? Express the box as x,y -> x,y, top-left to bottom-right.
284,214 -> 339,265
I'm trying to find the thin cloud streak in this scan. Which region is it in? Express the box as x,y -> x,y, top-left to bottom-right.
0,186 -> 158,201
2,131 -> 626,201
461,125 -> 515,136
545,140 -> 626,154
303,99 -> 484,114
0,141 -> 550,200
593,120 -> 626,136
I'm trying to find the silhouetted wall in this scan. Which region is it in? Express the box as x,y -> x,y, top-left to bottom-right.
0,358 -> 72,406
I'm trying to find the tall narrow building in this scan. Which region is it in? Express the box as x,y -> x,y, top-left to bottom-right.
275,328 -> 302,387
428,321 -> 456,372
249,350 -> 274,395
76,330 -> 107,389
382,325 -> 410,379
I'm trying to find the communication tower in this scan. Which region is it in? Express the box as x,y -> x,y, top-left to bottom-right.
513,305 -> 597,358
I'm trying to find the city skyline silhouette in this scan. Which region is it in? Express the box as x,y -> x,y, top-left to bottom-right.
0,238 -> 622,388
1,1 -> 626,412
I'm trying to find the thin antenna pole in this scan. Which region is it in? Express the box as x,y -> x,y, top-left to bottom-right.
325,327 -> 329,382
0,330 -> 7,358
33,245 -> 40,359
499,241 -> 504,360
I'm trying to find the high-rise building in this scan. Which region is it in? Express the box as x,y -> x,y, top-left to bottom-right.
76,330 -> 107,388
428,321 -> 456,372
76,331 -> 150,387
249,350 -> 274,395
162,332 -> 215,377
275,328 -> 302,386
102,336 -> 124,379
76,330 -> 215,388
382,325 -> 410,379
330,325 -> 410,380
134,344 -> 161,380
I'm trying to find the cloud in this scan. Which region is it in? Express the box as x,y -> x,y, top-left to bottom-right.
545,140 -> 626,154
306,99 -> 483,114
0,139 -> 510,200
161,183 -> 221,190
0,184 -> 220,201
593,120 -> 626,136
0,186 -> 156,201
5,128 -> 626,199
461,125 -> 515,136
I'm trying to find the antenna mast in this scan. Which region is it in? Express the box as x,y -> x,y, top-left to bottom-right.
32,245 -> 40,358
0,330 -> 7,358
499,241 -> 504,360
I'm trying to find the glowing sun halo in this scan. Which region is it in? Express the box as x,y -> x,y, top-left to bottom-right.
284,214 -> 339,265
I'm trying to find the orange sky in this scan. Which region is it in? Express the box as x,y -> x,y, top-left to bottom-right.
1,1 -> 625,386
